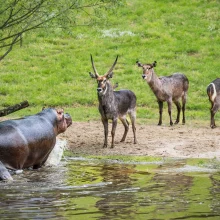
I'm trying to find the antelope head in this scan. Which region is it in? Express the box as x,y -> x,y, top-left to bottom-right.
89,55 -> 118,96
136,61 -> 157,82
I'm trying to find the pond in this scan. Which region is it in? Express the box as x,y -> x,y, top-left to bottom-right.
0,157 -> 220,220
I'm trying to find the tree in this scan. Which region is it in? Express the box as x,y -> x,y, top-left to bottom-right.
0,0 -> 122,61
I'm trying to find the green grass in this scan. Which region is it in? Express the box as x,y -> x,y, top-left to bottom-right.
0,0 -> 219,123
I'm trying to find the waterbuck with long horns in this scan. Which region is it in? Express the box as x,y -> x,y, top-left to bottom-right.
89,55 -> 137,148
207,78 -> 220,128
136,60 -> 189,126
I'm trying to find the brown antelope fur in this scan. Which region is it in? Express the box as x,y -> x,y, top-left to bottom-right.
136,60 -> 189,126
89,55 -> 137,148
207,78 -> 220,128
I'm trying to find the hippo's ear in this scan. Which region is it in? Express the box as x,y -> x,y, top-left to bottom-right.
56,109 -> 64,115
56,109 -> 64,121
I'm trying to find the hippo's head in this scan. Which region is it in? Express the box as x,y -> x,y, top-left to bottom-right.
56,109 -> 72,134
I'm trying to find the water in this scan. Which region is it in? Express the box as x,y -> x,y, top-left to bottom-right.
0,157 -> 220,220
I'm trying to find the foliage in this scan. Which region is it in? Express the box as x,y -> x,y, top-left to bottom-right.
0,0 -> 123,60
0,0 -> 219,123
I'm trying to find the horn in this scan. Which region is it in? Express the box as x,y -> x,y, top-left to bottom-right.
104,55 -> 118,77
90,54 -> 99,77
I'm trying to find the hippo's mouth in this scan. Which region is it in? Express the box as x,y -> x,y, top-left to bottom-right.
64,113 -> 72,127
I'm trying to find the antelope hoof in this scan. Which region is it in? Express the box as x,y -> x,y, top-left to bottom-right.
103,144 -> 107,148
174,120 -> 179,124
211,125 -> 216,129
170,122 -> 174,126
110,145 -> 114,149
158,122 -> 162,126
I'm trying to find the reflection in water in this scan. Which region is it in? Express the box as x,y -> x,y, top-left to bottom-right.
96,164 -> 137,220
0,158 -> 219,219
210,173 -> 220,215
147,161 -> 194,218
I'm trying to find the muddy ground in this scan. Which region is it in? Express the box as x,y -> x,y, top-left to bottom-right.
60,120 -> 220,159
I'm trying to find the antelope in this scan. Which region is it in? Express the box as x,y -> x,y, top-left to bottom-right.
136,60 -> 189,126
207,78 -> 220,128
89,55 -> 137,148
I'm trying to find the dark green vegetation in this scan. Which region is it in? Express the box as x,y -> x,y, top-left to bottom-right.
0,0 -> 219,122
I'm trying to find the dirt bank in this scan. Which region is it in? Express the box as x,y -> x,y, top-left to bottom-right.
60,121 -> 220,159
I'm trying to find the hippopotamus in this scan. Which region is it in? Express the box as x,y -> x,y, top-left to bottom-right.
0,108 -> 72,181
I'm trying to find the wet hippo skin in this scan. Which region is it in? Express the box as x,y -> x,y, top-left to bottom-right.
0,108 -> 72,181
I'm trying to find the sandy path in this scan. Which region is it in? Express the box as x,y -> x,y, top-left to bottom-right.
60,121 -> 220,159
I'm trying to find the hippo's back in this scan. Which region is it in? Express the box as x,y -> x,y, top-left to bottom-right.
0,115 -> 56,170
0,115 -> 55,143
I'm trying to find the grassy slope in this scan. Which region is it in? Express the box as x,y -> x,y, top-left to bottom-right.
0,0 -> 219,123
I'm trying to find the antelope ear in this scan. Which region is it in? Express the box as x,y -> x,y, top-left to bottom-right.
113,82 -> 118,90
107,72 -> 114,79
136,61 -> 142,67
152,61 -> 157,67
89,72 -> 96,79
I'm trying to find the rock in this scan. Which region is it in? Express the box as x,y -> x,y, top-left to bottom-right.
45,139 -> 67,166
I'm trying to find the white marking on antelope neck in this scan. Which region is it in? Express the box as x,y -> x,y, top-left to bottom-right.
210,83 -> 217,102
102,86 -> 108,95
146,72 -> 152,82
